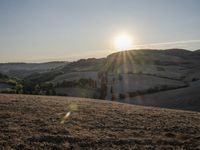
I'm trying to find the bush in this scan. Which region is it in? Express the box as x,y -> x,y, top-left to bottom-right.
119,93 -> 126,99
192,78 -> 199,82
0,73 -> 9,79
0,89 -> 16,94
111,94 -> 117,101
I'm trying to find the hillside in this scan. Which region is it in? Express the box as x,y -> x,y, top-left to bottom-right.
0,94 -> 200,149
123,80 -> 200,112
0,49 -> 200,112
0,62 -> 68,78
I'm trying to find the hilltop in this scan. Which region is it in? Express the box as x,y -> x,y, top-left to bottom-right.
0,94 -> 200,149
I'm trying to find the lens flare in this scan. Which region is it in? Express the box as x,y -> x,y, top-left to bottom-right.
60,112 -> 71,124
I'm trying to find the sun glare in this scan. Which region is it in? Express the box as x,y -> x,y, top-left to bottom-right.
114,34 -> 133,51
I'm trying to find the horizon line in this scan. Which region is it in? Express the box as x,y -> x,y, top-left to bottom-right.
0,48 -> 199,64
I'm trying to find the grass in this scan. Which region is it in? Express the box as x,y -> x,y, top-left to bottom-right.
0,94 -> 200,149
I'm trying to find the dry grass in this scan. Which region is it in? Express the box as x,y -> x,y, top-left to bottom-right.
0,94 -> 200,150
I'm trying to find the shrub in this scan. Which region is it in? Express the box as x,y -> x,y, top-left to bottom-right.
119,93 -> 126,99
192,78 -> 199,82
111,94 -> 117,101
0,89 -> 16,94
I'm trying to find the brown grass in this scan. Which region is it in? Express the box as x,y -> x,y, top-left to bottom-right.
0,94 -> 200,149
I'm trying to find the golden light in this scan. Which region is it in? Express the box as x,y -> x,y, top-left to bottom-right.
114,34 -> 133,51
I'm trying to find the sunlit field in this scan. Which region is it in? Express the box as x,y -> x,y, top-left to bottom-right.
0,94 -> 200,149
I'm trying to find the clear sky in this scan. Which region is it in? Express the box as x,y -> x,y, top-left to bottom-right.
0,0 -> 200,62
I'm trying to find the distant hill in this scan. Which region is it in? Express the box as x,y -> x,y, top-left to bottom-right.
0,94 -> 200,149
0,61 -> 68,77
0,49 -> 200,112
62,58 -> 106,72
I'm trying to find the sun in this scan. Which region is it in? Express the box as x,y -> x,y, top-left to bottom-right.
114,34 -> 133,51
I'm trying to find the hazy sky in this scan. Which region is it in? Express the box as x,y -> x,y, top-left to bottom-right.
0,0 -> 200,62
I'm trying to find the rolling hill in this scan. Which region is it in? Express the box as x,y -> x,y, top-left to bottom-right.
0,61 -> 68,78
122,80 -> 200,112
0,94 -> 200,149
0,49 -> 200,112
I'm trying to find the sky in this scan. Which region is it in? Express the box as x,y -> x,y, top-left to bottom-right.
0,0 -> 200,62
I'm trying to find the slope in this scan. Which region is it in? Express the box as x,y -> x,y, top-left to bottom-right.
0,94 -> 200,150
123,80 -> 200,112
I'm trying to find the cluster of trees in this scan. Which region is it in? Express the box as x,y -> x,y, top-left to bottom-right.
98,72 -> 108,99
22,82 -> 56,95
0,73 -> 23,94
20,71 -> 63,95
0,72 -> 60,95
118,84 -> 188,99
22,77 -> 99,96
1,71 -> 101,97
55,78 -> 97,89
0,83 -> 23,94
0,73 -> 8,79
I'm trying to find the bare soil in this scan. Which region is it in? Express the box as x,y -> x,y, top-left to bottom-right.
0,94 -> 200,150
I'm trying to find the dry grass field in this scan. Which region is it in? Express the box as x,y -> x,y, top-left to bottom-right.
0,94 -> 200,150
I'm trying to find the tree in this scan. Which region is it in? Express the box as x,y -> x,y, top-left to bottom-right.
34,84 -> 40,94
15,83 -> 23,94
118,74 -> 123,81
52,89 -> 56,95
110,86 -> 113,94
111,94 -> 116,101
100,77 -> 107,99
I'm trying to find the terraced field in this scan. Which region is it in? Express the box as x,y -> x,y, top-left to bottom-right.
0,94 -> 200,149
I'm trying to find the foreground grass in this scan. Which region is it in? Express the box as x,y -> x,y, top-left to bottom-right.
0,94 -> 200,150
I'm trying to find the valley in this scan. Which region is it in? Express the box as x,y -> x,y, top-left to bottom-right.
0,49 -> 200,112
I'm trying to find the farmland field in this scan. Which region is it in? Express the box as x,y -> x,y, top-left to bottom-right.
0,94 -> 200,149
